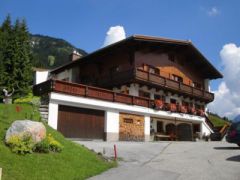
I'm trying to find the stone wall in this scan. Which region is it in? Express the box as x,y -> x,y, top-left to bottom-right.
119,113 -> 144,141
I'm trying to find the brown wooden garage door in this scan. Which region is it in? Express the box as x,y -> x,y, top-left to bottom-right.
58,105 -> 105,139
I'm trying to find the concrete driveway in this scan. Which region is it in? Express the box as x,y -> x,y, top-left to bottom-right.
75,141 -> 240,180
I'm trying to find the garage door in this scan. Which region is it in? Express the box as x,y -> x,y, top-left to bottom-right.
58,105 -> 105,139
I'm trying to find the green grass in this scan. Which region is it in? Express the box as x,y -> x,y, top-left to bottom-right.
0,104 -> 116,180
208,113 -> 230,127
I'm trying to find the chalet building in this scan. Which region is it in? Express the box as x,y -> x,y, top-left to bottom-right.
33,35 -> 222,141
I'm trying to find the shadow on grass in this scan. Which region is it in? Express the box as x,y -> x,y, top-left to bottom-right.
214,146 -> 240,150
227,155 -> 240,162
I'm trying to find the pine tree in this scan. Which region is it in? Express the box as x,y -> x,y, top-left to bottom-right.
13,18 -> 33,98
0,15 -> 33,100
0,15 -> 15,95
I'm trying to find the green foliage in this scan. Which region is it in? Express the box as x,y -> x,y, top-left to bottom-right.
47,133 -> 63,152
208,113 -> 230,127
0,15 -> 33,99
6,133 -> 34,155
0,104 -> 115,180
14,92 -> 40,107
33,138 -> 50,153
31,34 -> 87,69
34,133 -> 63,153
47,55 -> 55,66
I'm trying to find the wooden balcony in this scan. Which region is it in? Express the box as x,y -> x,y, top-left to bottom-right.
135,69 -> 214,102
97,68 -> 214,102
33,80 -> 205,117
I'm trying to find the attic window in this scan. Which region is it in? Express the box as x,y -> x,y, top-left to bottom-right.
172,74 -> 183,83
192,82 -> 202,89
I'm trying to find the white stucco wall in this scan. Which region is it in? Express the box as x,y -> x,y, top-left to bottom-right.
204,79 -> 210,91
105,110 -> 119,133
48,102 -> 59,130
201,121 -> 213,136
129,83 -> 139,96
144,116 -> 151,136
35,71 -> 49,84
56,69 -> 72,82
49,92 -> 205,123
48,92 -> 212,140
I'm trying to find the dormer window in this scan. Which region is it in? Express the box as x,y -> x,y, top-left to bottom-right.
143,64 -> 160,75
192,82 -> 202,89
172,74 -> 183,83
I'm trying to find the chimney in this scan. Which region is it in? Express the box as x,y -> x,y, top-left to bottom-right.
69,50 -> 82,61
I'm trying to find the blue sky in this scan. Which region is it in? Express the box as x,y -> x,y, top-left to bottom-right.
1,0 -> 240,92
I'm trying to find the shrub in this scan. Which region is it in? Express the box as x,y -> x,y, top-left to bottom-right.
6,133 -> 63,154
6,133 -> 34,155
33,138 -> 50,153
47,134 -> 63,152
14,93 -> 40,107
33,134 -> 63,153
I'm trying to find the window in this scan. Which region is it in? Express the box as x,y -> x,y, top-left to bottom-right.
170,98 -> 177,104
149,66 -> 160,75
192,82 -> 202,89
124,118 -> 133,124
143,64 -> 160,75
182,101 -> 189,106
172,74 -> 183,83
157,121 -> 163,133
154,94 -> 165,101
139,90 -> 150,98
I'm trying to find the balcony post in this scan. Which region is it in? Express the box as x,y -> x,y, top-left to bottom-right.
113,92 -> 116,102
85,86 -> 88,97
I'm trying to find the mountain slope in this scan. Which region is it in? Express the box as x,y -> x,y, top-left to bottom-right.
30,34 -> 87,69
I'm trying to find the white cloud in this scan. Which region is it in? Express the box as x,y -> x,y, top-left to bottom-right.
103,26 -> 126,47
208,43 -> 240,119
207,7 -> 220,17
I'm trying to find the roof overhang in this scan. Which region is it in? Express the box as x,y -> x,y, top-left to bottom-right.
51,35 -> 223,79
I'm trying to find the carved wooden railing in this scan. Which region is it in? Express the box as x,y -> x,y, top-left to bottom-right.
135,69 -> 214,102
33,79 -> 205,117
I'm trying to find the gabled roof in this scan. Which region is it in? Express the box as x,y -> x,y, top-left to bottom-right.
51,35 -> 223,79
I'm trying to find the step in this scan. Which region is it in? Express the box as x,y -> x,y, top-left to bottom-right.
39,108 -> 48,112
39,105 -> 49,108
40,112 -> 48,115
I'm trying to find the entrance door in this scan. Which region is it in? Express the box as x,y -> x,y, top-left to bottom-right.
177,123 -> 193,141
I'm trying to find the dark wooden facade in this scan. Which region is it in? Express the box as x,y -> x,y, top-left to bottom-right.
50,35 -> 222,103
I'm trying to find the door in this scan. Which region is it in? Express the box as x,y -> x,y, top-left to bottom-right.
58,105 -> 105,139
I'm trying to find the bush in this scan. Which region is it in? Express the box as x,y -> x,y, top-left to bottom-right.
6,133 -> 34,155
33,134 -> 63,153
47,133 -> 63,152
33,138 -> 50,153
6,132 -> 63,154
14,93 -> 40,107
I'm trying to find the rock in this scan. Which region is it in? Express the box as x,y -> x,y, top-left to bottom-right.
5,120 -> 46,143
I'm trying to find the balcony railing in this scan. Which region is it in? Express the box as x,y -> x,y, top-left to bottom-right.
97,68 -> 214,102
33,79 -> 205,117
135,69 -> 214,102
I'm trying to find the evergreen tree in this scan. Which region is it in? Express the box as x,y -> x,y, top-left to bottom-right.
0,15 -> 15,96
0,15 -> 33,100
12,18 -> 33,98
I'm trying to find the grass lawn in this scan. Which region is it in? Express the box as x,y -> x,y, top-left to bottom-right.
208,113 -> 230,127
0,104 -> 116,180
